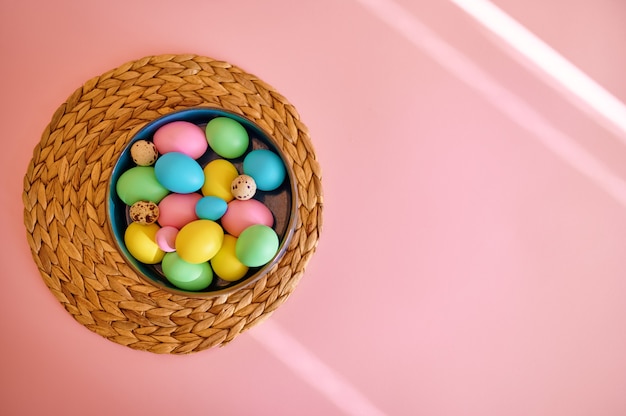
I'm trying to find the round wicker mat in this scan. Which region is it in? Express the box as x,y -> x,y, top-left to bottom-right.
23,54 -> 323,354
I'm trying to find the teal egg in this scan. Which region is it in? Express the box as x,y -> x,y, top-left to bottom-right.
161,252 -> 213,291
195,196 -> 228,221
205,117 -> 249,159
115,166 -> 170,205
242,149 -> 286,191
154,152 -> 205,194
235,224 -> 279,267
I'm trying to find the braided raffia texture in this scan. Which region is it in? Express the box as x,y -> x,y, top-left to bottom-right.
22,54 -> 323,354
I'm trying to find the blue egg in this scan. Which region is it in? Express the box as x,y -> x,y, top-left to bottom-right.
154,152 -> 205,193
195,196 -> 228,220
242,149 -> 286,191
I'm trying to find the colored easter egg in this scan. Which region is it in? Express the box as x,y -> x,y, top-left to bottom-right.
221,199 -> 274,237
231,174 -> 256,200
175,220 -> 224,264
130,140 -> 159,166
211,235 -> 249,281
161,252 -> 213,291
116,166 -> 170,206
157,192 -> 202,229
124,222 -> 165,264
195,196 -> 228,221
205,117 -> 249,159
153,121 -> 208,159
242,149 -> 286,191
201,159 -> 239,202
154,152 -> 205,193
235,225 -> 279,267
155,226 -> 178,252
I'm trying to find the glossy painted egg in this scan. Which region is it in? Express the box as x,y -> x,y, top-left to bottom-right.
220,199 -> 274,237
157,193 -> 201,229
161,252 -> 213,291
242,149 -> 286,191
155,226 -> 178,252
116,166 -> 170,206
201,159 -> 239,202
124,222 -> 165,264
210,235 -> 249,282
205,117 -> 249,159
235,224 -> 279,267
153,121 -> 208,159
154,152 -> 204,194
175,220 -> 224,264
195,196 -> 228,221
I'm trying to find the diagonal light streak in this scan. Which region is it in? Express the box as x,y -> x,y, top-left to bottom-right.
251,320 -> 388,416
450,0 -> 626,142
354,0 -> 626,208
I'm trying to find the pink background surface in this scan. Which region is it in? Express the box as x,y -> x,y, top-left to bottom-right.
1,1 -> 626,415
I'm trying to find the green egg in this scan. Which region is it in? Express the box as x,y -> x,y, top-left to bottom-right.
161,252 -> 213,291
115,166 -> 170,206
235,224 -> 279,267
205,117 -> 249,159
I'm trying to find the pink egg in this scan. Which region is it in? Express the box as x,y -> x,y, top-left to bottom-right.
153,121 -> 208,159
221,199 -> 274,237
155,226 -> 178,252
157,193 -> 202,229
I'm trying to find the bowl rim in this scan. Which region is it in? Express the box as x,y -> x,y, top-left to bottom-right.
105,105 -> 299,299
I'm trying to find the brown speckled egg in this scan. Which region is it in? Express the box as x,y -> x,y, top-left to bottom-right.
129,200 -> 160,224
231,174 -> 257,200
130,140 -> 159,166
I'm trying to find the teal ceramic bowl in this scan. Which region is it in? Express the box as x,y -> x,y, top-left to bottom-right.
106,107 -> 298,297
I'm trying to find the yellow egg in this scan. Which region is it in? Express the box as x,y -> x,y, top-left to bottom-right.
211,235 -> 249,281
175,220 -> 224,264
124,222 -> 165,264
201,159 -> 239,202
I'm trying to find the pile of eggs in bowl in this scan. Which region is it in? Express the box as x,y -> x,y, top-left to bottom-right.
113,115 -> 288,292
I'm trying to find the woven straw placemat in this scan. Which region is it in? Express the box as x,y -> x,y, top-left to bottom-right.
23,54 -> 323,354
